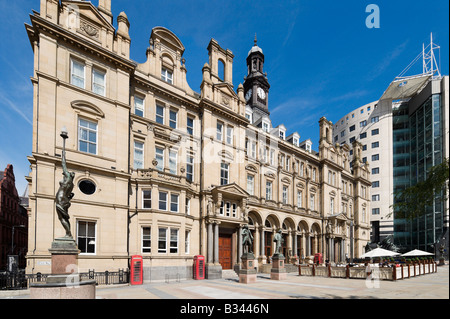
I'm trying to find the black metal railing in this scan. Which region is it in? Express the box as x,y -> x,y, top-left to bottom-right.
1,269 -> 129,290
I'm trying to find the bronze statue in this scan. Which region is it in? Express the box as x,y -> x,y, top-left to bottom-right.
273,229 -> 284,256
242,225 -> 253,254
55,128 -> 75,239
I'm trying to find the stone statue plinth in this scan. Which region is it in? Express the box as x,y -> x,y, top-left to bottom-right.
29,238 -> 96,299
239,252 -> 257,284
270,254 -> 287,280
48,238 -> 80,275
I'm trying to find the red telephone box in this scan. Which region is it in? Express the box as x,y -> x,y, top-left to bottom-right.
193,255 -> 205,280
130,255 -> 143,285
314,253 -> 323,264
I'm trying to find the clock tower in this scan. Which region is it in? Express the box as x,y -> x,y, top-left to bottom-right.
243,35 -> 270,122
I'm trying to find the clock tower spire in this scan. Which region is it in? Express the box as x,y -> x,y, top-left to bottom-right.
243,35 -> 270,121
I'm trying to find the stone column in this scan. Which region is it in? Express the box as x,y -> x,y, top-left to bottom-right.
207,221 -> 213,263
293,231 -> 298,257
214,221 -> 220,264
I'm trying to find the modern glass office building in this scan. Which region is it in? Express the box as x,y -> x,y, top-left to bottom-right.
392,77 -> 448,252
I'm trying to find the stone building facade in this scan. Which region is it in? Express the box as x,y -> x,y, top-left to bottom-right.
24,0 -> 370,279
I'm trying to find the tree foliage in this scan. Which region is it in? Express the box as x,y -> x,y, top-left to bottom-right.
390,158 -> 449,220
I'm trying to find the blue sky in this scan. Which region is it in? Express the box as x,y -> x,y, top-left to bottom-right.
0,0 -> 448,194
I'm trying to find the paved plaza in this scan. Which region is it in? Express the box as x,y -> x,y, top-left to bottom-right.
1,265 -> 448,300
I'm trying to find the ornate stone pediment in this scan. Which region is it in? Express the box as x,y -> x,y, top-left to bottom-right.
64,0 -> 115,31
211,182 -> 249,199
214,82 -> 238,100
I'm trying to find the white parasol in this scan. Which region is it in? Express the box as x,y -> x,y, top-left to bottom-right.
360,247 -> 400,258
401,249 -> 434,257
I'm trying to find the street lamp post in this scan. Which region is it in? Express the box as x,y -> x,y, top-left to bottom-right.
11,225 -> 26,255
9,225 -> 26,273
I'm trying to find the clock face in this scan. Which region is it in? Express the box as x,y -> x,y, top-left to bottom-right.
257,87 -> 266,99
245,89 -> 252,101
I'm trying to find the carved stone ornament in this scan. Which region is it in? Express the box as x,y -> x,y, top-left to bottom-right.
152,159 -> 158,167
80,21 -> 99,39
221,93 -> 231,106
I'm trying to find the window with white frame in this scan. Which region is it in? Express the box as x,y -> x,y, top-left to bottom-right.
170,193 -> 179,212
217,122 -> 223,141
156,104 -> 164,124
187,116 -> 194,135
297,190 -> 303,208
226,126 -> 233,144
142,190 -> 151,209
279,130 -> 285,140
92,68 -> 106,96
185,198 -> 190,215
134,141 -> 144,169
220,162 -> 229,185
286,157 -> 290,171
219,201 -> 224,215
158,227 -> 167,253
270,149 -> 275,166
225,202 -> 231,216
170,228 -> 179,253
266,181 -> 272,200
186,154 -> 194,182
159,191 -> 167,210
232,203 -> 237,218
262,122 -> 269,133
142,227 -> 151,253
185,230 -> 190,254
155,146 -> 164,171
372,194 -> 380,201
372,208 -> 380,215
71,59 -> 85,89
251,141 -> 256,159
247,174 -> 254,196
134,96 -> 144,117
261,147 -> 268,162
169,149 -> 177,175
330,197 -> 334,213
77,220 -> 96,254
78,118 -> 97,155
282,186 -> 288,204
169,109 -> 177,129
161,67 -> 173,84
310,194 -> 315,210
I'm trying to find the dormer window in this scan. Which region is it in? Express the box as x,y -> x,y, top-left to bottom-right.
262,122 -> 269,132
279,130 -> 285,140
161,67 -> 173,84
293,138 -> 298,146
